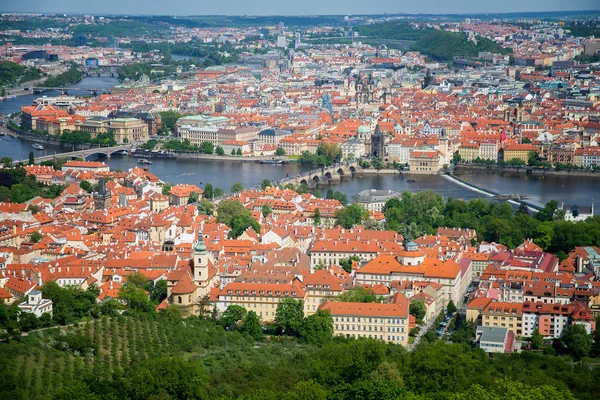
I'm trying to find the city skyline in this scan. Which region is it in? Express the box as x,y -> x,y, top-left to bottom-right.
1,0 -> 599,16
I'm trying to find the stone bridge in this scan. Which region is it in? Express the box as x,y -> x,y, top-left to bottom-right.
19,145 -> 131,164
279,161 -> 361,187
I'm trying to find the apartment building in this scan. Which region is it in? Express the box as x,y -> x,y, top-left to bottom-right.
481,301 -> 523,336
522,301 -> 595,338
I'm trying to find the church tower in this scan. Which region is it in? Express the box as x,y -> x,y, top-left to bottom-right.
94,178 -> 111,210
192,230 -> 209,283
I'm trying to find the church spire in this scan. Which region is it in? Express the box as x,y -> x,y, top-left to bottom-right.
194,230 -> 207,255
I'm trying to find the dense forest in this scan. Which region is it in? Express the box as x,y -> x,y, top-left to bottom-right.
410,30 -> 512,61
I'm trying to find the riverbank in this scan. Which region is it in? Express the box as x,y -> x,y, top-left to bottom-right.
454,163 -> 600,178
169,152 -> 290,162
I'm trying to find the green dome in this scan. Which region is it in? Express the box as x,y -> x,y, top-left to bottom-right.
357,124 -> 371,134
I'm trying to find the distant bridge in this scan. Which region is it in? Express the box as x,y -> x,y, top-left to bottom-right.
278,161 -> 362,187
28,87 -> 111,95
19,145 -> 131,164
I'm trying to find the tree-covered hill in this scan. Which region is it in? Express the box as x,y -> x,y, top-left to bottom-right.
411,30 -> 512,61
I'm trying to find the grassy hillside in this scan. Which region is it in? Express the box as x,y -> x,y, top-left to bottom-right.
1,313 -> 599,400
411,30 -> 512,61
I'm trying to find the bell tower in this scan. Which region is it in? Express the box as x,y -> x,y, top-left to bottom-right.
192,230 -> 209,283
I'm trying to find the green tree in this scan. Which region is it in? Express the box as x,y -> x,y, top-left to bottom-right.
28,151 -> 35,165
536,200 -> 559,222
287,380 -> 327,400
446,300 -> 457,314
275,298 -> 304,336
213,187 -> 225,198
0,156 -> 13,167
217,200 -> 249,226
204,183 -> 214,200
261,179 -> 272,190
313,208 -> 321,226
150,280 -> 168,303
215,146 -> 225,156
158,110 -> 183,133
162,183 -> 172,196
236,148 -> 242,156
200,141 -> 214,154
299,310 -> 333,346
228,214 -> 260,238
221,305 -> 247,330
562,324 -> 592,359
261,204 -> 272,217
242,310 -> 262,340
79,180 -> 91,192
29,231 -> 43,243
231,182 -> 244,193
275,147 -> 285,156
335,286 -> 380,303
371,156 -> 384,170
188,191 -> 199,204
531,329 -> 543,350
409,299 -> 426,324
197,198 -> 215,215
231,148 -> 236,155
338,255 -> 361,273
335,203 -> 368,229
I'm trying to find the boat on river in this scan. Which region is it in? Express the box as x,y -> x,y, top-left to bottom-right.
138,158 -> 152,165
31,143 -> 44,150
259,158 -> 284,165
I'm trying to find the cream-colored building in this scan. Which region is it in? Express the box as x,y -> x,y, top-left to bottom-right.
216,281 -> 306,322
109,118 -> 149,143
321,296 -> 410,346
409,150 -> 443,174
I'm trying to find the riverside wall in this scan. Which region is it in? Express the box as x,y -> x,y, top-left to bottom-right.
454,164 -> 600,178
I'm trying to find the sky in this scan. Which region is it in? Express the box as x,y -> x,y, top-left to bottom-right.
1,0 -> 598,16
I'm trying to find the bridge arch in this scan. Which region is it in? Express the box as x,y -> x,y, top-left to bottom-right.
324,172 -> 333,179
300,179 -> 308,186
337,168 -> 345,175
312,175 -> 320,183
350,166 -> 357,173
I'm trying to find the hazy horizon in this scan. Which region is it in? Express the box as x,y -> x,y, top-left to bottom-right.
1,0 -> 599,17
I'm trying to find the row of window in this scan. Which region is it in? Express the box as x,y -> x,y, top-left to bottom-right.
334,316 -> 405,324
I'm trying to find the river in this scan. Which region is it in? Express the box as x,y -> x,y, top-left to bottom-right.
0,76 -> 120,116
0,75 -> 597,213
